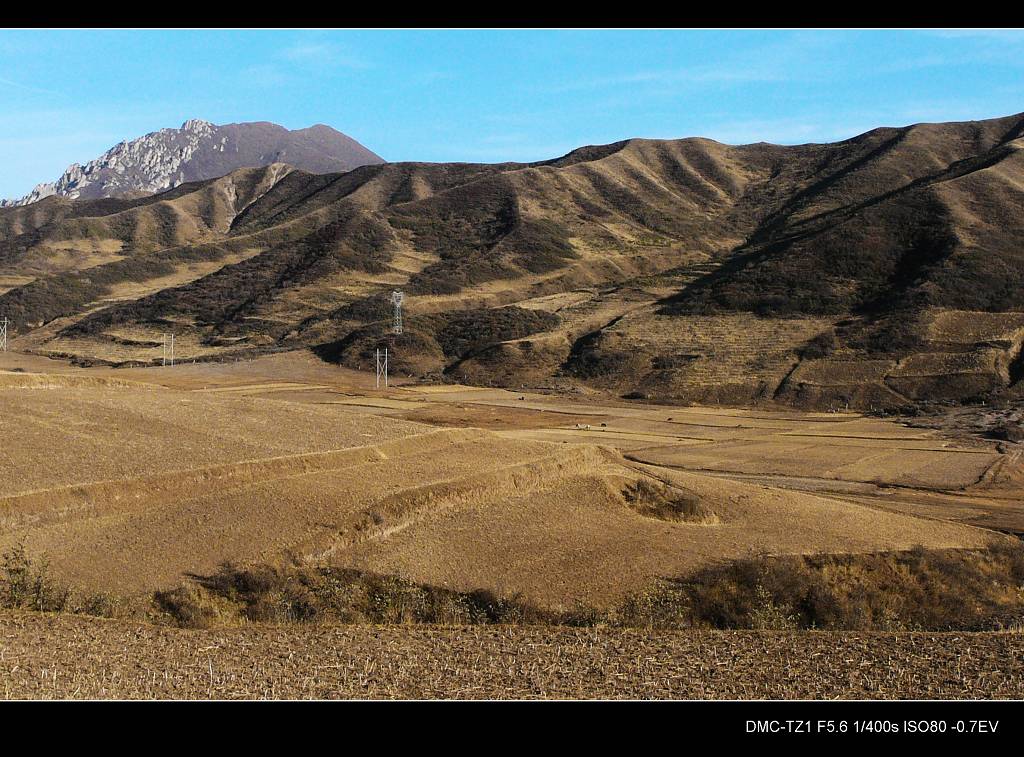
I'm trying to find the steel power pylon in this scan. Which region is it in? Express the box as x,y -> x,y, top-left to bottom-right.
375,347 -> 389,389
391,290 -> 404,335
162,333 -> 175,366
374,291 -> 404,389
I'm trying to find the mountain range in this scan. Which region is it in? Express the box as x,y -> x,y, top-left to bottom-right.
1,119 -> 383,207
1,112 -> 1023,411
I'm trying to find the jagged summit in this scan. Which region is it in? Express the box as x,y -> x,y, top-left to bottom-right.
2,119 -> 383,207
181,118 -> 214,132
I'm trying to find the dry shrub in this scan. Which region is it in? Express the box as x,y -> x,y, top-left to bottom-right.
622,479 -> 717,524
632,543 -> 1024,631
153,584 -> 226,629
800,329 -> 837,359
2,543 -> 71,612
155,563 -> 568,629
8,542 -> 1024,633
991,422 -> 1024,443
0,543 -> 125,618
611,583 -> 694,630
114,544 -> 1024,631
76,592 -> 122,618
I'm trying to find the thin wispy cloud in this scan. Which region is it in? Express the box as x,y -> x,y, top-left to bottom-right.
535,32 -> 837,95
279,41 -> 369,70
0,75 -> 62,97
539,66 -> 785,94
240,64 -> 292,88
925,29 -> 1024,42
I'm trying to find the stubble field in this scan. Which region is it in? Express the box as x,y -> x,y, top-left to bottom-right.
3,612 -> 1023,700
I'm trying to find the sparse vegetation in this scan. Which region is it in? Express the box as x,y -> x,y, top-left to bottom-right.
621,480 -> 716,523
142,544 -> 1024,632
661,191 -> 965,319
991,422 -> 1024,443
5,114 -> 1024,408
155,562 -> 588,629
1,243 -> 237,333
4,545 -> 1024,699
799,328 -> 837,360
4,114 -> 1024,700
387,175 -> 576,296
1,543 -> 121,617
0,374 -> 1011,612
435,307 -> 560,361
2,543 -> 69,612
614,544 -> 1024,632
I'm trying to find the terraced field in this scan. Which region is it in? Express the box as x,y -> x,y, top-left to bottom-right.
1,350 -> 1019,611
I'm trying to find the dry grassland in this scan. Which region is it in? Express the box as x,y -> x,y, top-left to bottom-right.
0,355 -> 1014,608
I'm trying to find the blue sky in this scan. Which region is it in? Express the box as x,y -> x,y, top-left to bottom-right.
2,28 -> 1023,199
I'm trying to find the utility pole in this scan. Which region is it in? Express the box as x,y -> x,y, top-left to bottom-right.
0,317 -> 7,352
375,347 -> 388,389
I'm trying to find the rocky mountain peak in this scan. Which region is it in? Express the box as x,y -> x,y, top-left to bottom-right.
2,119 -> 383,207
181,118 -> 214,132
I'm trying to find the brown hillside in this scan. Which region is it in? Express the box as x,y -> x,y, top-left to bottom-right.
2,113 -> 1023,408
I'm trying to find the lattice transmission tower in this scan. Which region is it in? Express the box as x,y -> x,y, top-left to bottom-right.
162,333 -> 175,366
391,290 -> 404,335
375,347 -> 389,389
373,291 -> 404,389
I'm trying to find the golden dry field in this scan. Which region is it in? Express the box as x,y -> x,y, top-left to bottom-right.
1,350 -> 1018,606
